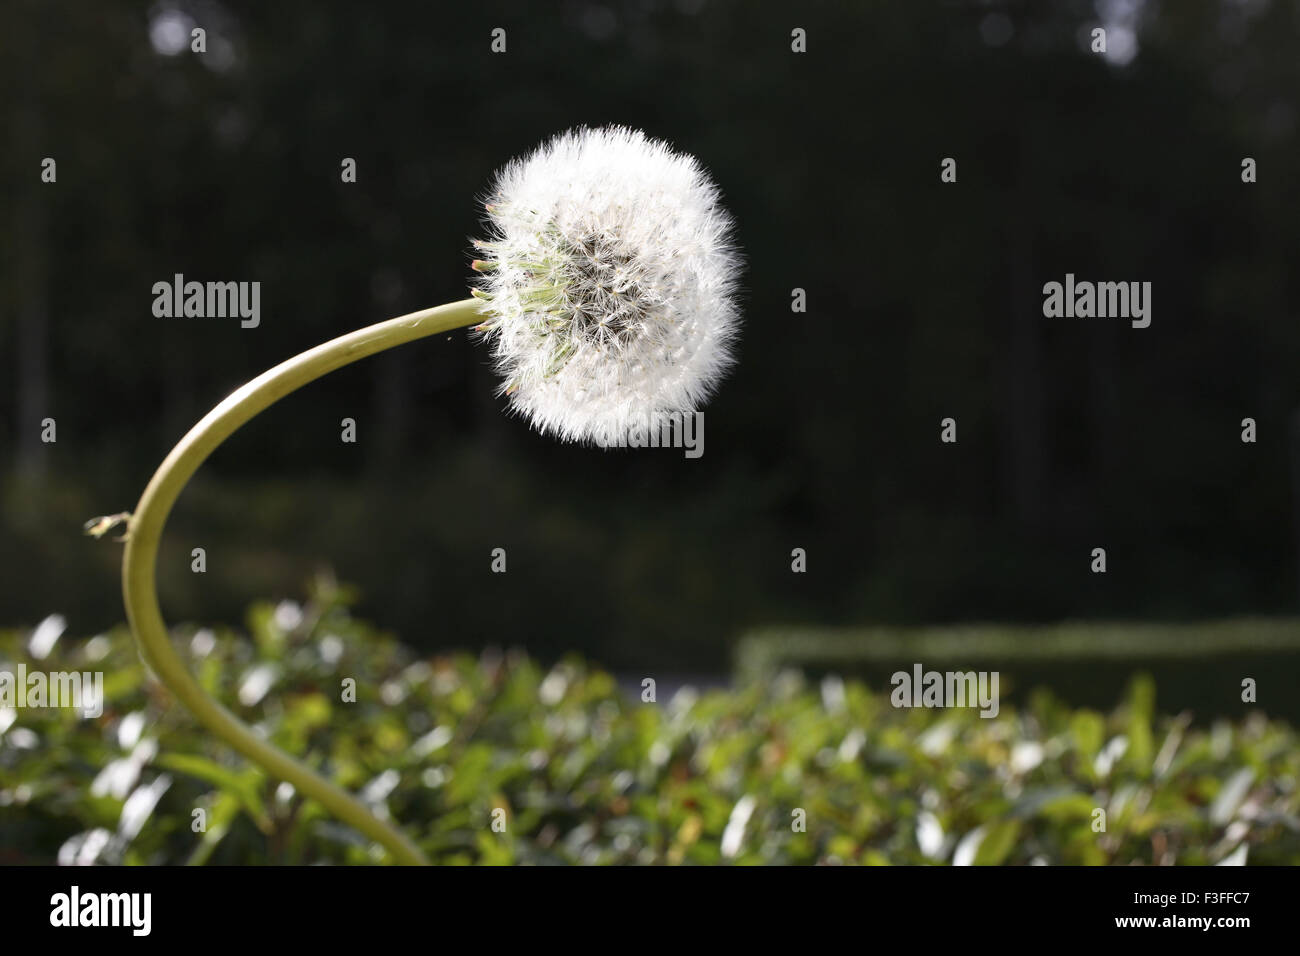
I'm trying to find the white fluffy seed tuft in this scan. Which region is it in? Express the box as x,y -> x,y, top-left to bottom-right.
471,126 -> 741,445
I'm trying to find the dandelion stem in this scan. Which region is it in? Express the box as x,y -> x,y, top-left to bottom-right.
121,297 -> 483,866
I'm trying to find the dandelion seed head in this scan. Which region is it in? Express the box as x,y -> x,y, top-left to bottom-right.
472,126 -> 741,445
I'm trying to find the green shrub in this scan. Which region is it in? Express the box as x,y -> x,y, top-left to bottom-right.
2,584 -> 1297,864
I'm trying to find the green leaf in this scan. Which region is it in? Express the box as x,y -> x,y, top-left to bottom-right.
156,753 -> 271,832
973,820 -> 1021,865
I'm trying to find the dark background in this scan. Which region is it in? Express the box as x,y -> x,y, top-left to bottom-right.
3,0 -> 1298,673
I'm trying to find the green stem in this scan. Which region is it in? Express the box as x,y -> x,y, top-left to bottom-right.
122,298 -> 484,866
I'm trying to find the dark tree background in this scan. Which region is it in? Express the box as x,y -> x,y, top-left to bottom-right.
2,0 -> 1298,671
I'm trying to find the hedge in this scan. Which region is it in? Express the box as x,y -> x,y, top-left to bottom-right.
2,585 -> 1297,864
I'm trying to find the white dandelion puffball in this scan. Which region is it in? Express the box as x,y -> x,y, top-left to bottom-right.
471,126 -> 741,445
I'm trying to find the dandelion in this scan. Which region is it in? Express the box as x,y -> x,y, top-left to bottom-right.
471,126 -> 741,444
110,128 -> 743,865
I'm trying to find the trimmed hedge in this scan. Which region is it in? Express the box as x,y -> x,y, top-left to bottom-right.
2,588 -> 1298,864
736,620 -> 1300,723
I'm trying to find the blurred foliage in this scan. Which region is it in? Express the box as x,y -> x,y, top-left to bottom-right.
2,584 -> 1297,865
738,618 -> 1300,721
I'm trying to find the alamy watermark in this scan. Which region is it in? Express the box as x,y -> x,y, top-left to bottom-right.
1042,273 -> 1151,328
50,886 -> 151,936
593,411 -> 704,459
152,273 -> 260,328
0,664 -> 103,718
890,663 -> 999,718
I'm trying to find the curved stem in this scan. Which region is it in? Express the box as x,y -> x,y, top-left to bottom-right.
122,298 -> 483,866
